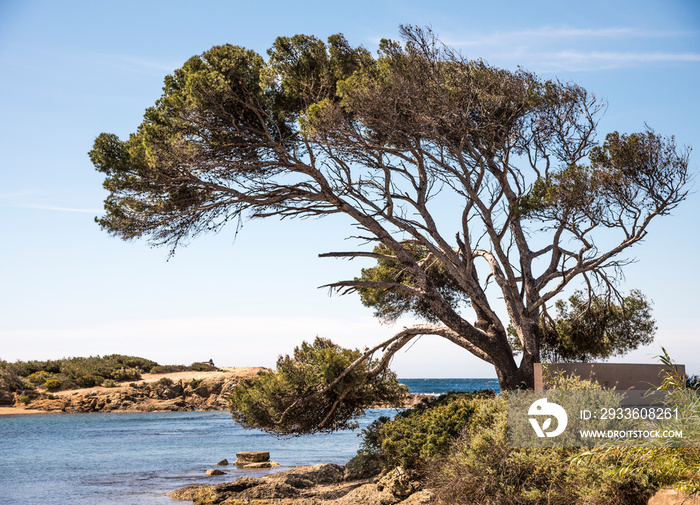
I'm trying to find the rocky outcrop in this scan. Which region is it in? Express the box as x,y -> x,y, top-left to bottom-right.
12,368 -> 267,414
10,369 -> 430,415
169,463 -> 432,505
376,467 -> 422,505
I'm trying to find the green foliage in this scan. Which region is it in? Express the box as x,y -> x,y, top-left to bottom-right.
544,290 -> 656,362
356,243 -> 469,323
0,355 -> 157,392
358,391 -> 495,469
427,360 -> 699,504
188,362 -> 217,372
110,367 -> 142,382
150,365 -> 189,374
509,290 -> 656,362
0,360 -> 34,395
430,396 -> 655,505
572,349 -> 700,495
229,337 -> 405,435
18,395 -> 30,404
43,379 -> 62,392
76,375 -> 97,388
27,371 -> 54,385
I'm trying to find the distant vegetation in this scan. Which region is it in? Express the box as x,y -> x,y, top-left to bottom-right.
0,355 -> 218,395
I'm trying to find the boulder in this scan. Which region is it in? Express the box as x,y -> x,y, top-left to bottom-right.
648,489 -> 700,505
287,463 -> 345,485
205,469 -> 225,476
345,455 -> 383,481
376,467 -> 421,505
234,451 -> 270,464
216,459 -> 229,466
237,481 -> 300,500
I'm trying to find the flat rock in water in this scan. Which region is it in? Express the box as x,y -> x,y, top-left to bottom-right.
206,468 -> 226,476
235,451 -> 270,464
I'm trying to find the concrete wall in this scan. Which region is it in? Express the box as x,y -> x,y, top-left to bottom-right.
534,362 -> 686,391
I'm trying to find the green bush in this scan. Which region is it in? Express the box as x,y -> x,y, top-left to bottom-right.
0,361 -> 34,394
150,365 -> 189,374
27,371 -> 54,385
44,379 -> 62,391
76,375 -> 97,388
189,362 -> 217,372
428,394 -> 658,505
102,379 -> 117,388
110,367 -> 141,382
18,395 -> 30,404
427,364 -> 699,504
359,391 -> 495,469
230,337 -> 405,435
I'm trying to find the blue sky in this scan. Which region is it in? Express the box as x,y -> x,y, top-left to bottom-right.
1,0 -> 699,377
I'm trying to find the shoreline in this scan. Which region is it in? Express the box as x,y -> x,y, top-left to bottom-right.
0,406 -> 50,416
1,366 -> 435,416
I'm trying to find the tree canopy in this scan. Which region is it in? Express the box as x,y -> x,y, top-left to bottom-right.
91,26 -> 690,406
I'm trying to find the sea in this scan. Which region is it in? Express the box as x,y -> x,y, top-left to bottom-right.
0,378 -> 498,505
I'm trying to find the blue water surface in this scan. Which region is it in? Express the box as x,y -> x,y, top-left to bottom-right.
0,378 -> 495,504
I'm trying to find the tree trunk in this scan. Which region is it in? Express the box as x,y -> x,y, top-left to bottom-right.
489,343 -> 536,390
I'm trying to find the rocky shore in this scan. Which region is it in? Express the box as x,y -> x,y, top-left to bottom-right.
169,461 -> 434,505
168,460 -> 699,505
1,367 -> 432,415
2,367 -> 267,414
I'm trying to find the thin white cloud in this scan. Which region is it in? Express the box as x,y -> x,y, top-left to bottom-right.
538,50 -> 700,71
446,26 -> 696,47
21,204 -> 101,213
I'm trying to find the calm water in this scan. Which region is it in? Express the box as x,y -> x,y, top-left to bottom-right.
0,378 -> 496,505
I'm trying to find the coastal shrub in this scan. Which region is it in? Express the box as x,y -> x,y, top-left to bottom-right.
44,379 -> 62,391
189,362 -> 217,372
27,371 -> 54,385
110,367 -> 141,382
102,379 -> 117,388
188,378 -> 203,389
18,395 -> 30,404
429,363 -> 699,504
229,337 -> 405,435
0,361 -> 34,393
573,350 -> 700,496
150,365 -> 189,374
2,355 -> 159,391
358,391 -> 495,469
76,375 -> 97,388
428,395 -> 655,505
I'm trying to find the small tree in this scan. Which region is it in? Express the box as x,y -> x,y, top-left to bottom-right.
229,337 -> 405,435
91,26 -> 689,412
